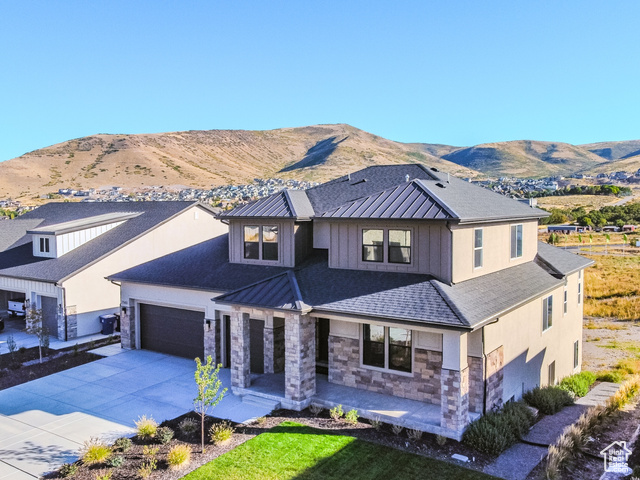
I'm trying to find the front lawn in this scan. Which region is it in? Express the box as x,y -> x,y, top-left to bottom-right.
182,421 -> 496,480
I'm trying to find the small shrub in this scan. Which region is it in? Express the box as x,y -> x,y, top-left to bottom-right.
81,438 -> 112,465
94,469 -> 112,480
523,386 -> 574,415
138,460 -> 156,479
142,445 -> 159,458
167,444 -> 192,469
617,358 -> 640,375
155,426 -> 174,445
391,424 -> 404,436
112,437 -> 132,453
106,454 -> 124,468
345,409 -> 359,425
559,371 -> 596,397
407,429 -> 422,440
329,404 -> 344,421
309,404 -> 323,416
209,421 -> 234,445
436,434 -> 447,446
135,415 -> 158,440
178,418 -> 198,435
370,416 -> 382,430
59,463 -> 79,477
255,416 -> 267,426
597,370 -> 625,383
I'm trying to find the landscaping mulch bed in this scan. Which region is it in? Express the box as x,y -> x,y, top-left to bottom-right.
45,408 -> 494,480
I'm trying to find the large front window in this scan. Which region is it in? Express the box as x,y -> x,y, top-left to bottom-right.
362,228 -> 412,264
244,225 -> 278,261
363,324 -> 412,373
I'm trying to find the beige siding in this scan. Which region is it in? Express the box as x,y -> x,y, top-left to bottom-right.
62,205 -> 226,336
483,270 -> 584,403
326,220 -> 452,282
451,220 -> 538,283
228,219 -> 295,267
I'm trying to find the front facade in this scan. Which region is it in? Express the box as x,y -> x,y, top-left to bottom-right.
112,165 -> 592,439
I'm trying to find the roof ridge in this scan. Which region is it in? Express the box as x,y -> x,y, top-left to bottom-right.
430,280 -> 470,327
412,179 -> 461,219
282,189 -> 297,217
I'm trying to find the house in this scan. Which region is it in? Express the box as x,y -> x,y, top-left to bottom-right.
0,201 -> 226,340
110,165 -> 593,439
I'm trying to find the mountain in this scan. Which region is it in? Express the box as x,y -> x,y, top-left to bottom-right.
580,140 -> 640,161
0,124 -> 478,201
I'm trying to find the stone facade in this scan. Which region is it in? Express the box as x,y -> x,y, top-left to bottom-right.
264,326 -> 275,374
467,355 -> 484,414
486,346 -> 504,411
230,310 -> 251,389
328,335 -> 442,404
120,303 -> 135,349
274,325 -> 285,373
204,317 -> 221,364
440,367 -> 469,432
66,305 -> 78,339
284,313 -> 315,402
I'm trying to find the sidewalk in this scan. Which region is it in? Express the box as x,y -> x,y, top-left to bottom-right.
484,382 -> 619,480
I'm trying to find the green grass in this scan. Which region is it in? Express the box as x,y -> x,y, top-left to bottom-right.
182,422 -> 495,480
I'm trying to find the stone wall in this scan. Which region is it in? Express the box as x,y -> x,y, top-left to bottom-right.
486,346 -> 504,411
284,313 -> 315,402
204,318 -> 220,364
230,310 -> 250,389
440,367 -> 469,431
468,355 -> 484,414
120,303 -> 135,349
328,335 -> 442,404
274,325 -> 285,373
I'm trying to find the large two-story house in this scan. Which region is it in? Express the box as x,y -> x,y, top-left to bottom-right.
110,165 -> 592,439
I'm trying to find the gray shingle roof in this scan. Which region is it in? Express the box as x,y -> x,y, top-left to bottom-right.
0,201 -> 199,283
536,242 -> 595,276
219,189 -> 314,220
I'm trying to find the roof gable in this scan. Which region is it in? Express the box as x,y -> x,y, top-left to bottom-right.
220,189 -> 314,220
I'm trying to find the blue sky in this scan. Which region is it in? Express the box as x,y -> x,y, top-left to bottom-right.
1,1 -> 639,161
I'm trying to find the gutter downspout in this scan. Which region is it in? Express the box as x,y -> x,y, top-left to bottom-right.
482,318 -> 500,415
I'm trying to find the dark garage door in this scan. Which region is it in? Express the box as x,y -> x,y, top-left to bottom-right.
40,296 -> 59,336
139,304 -> 205,360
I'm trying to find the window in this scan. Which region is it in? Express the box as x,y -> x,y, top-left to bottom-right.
578,281 -> 582,305
39,237 -> 50,253
563,287 -> 568,315
362,324 -> 412,373
244,225 -> 278,261
510,224 -> 523,259
362,229 -> 384,262
474,228 -> 483,268
388,230 -> 411,264
574,340 -> 579,369
548,361 -> 556,386
543,295 -> 553,331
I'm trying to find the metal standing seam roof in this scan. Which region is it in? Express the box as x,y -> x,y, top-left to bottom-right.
219,189 -> 314,220
319,180 -> 457,220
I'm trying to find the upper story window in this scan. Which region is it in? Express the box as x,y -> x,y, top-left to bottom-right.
362,323 -> 412,373
362,228 -> 411,264
543,295 -> 553,331
39,237 -> 50,253
578,270 -> 582,304
563,287 -> 568,315
244,225 -> 279,261
474,228 -> 483,269
510,224 -> 523,259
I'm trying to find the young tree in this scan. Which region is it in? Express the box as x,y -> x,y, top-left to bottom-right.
25,306 -> 49,364
194,355 -> 227,453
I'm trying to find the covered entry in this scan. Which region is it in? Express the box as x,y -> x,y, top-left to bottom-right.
139,303 -> 205,359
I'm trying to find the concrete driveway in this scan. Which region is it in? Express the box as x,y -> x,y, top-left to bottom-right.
0,349 -> 270,479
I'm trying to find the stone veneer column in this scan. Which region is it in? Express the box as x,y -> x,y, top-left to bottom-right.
204,317 -> 221,364
120,302 -> 135,349
486,346 -> 504,411
284,313 -> 316,402
467,356 -> 484,414
273,325 -> 285,373
230,309 -> 251,389
264,325 -> 275,374
440,367 -> 470,432
56,303 -> 66,340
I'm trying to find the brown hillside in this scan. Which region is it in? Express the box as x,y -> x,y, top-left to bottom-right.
0,124 -> 478,201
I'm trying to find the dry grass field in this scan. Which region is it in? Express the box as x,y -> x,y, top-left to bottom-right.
538,231 -> 640,247
584,254 -> 640,321
536,194 -> 621,211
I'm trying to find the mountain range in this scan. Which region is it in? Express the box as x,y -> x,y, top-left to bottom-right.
0,124 -> 639,201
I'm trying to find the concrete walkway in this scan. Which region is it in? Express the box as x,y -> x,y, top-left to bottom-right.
484,382 -> 619,480
0,349 -> 271,479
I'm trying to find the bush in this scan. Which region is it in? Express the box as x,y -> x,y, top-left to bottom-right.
178,417 -> 198,435
106,454 -> 124,468
135,415 -> 158,440
407,429 -> 422,440
80,438 -> 112,465
329,404 -> 344,421
463,401 -> 535,455
94,469 -> 112,480
345,409 -> 359,425
156,426 -> 174,445
559,371 -> 596,397
523,386 -> 574,415
112,437 -> 132,453
597,370 -> 625,383
167,444 -> 192,469
209,421 -> 234,444
59,463 -> 78,477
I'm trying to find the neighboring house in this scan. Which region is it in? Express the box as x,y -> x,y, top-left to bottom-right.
110,165 -> 593,439
0,201 -> 225,339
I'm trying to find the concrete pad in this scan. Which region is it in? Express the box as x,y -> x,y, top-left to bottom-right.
0,461 -> 36,480
0,390 -> 45,416
98,397 -> 188,427
49,383 -> 130,410
55,362 -> 125,381
12,375 -> 87,398
88,343 -> 124,357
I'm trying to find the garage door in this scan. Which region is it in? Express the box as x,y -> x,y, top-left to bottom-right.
139,304 -> 205,360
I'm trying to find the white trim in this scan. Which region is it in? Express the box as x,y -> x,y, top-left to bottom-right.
473,227 -> 483,269
510,223 -> 524,260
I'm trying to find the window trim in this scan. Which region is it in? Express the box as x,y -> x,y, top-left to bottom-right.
563,287 -> 568,315
360,227 -> 414,266
573,340 -> 579,370
473,228 -> 483,269
362,229 -> 384,263
510,224 -> 523,260
39,237 -> 50,253
388,229 -> 412,265
360,323 -> 413,376
542,295 -> 553,332
243,224 -> 280,263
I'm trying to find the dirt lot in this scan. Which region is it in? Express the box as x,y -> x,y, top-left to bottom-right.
582,317 -> 640,372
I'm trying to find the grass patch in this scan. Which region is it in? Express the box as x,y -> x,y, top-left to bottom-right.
599,340 -> 640,355
584,254 -> 640,321
183,421 -> 496,480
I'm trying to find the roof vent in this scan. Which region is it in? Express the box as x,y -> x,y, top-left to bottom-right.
352,178 -> 368,185
447,172 -> 450,183
431,167 -> 439,172
435,182 -> 446,188
405,174 -> 410,182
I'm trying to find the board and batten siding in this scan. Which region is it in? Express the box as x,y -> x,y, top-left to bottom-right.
0,275 -> 62,305
326,220 -> 452,283
32,221 -> 126,258
228,219 -> 296,267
